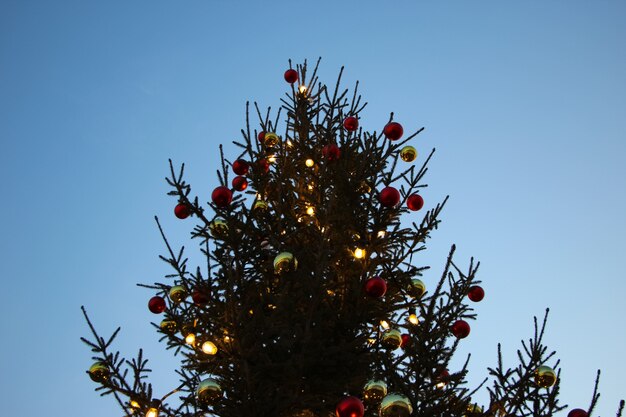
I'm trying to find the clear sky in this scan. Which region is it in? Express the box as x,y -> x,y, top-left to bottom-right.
1,1 -> 624,416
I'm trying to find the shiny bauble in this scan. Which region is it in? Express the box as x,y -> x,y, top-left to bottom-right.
192,289 -> 209,305
232,175 -> 248,191
568,409 -> 588,417
400,146 -> 417,162
363,380 -> 387,404
364,276 -> 387,298
232,159 -> 249,175
211,186 -> 233,208
159,319 -> 177,333
406,194 -> 424,211
322,144 -> 341,161
407,278 -> 426,298
274,252 -> 298,274
451,320 -> 470,339
383,122 -> 404,141
467,285 -> 484,302
174,203 -> 190,219
169,285 -> 187,303
336,396 -> 364,417
379,186 -> 400,207
380,394 -> 413,417
257,131 -> 265,142
284,69 -> 298,84
148,296 -> 166,314
256,158 -> 270,174
209,217 -> 228,239
381,329 -> 402,350
88,361 -> 110,383
400,333 -> 411,348
535,365 -> 557,388
196,377 -> 223,406
343,116 -> 359,131
263,132 -> 280,148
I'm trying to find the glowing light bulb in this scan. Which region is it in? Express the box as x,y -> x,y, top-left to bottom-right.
223,335 -> 232,343
146,408 -> 159,417
268,154 -> 277,163
306,206 -> 315,216
129,400 -> 141,409
185,333 -> 196,345
307,184 -> 314,191
299,85 -> 308,94
435,381 -> 447,390
377,230 -> 386,238
408,314 -> 419,325
305,158 -> 315,167
201,341 -> 218,355
380,320 -> 390,330
353,247 -> 366,259
367,338 -> 377,346
286,139 -> 293,147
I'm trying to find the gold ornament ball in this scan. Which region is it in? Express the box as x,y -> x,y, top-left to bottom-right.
160,319 -> 177,333
407,279 -> 426,299
465,403 -> 483,417
380,394 -> 413,417
400,146 -> 417,162
274,252 -> 298,274
363,380 -> 388,404
264,132 -> 280,148
197,377 -> 223,406
535,365 -> 557,388
209,217 -> 228,239
253,200 -> 269,213
169,285 -> 187,303
381,329 -> 402,350
88,361 -> 110,383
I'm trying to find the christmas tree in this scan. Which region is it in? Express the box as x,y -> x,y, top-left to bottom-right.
82,59 -> 623,417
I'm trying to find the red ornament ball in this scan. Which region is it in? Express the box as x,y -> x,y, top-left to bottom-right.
174,203 -> 190,219
568,409 -> 588,417
284,69 -> 299,84
400,333 -> 412,348
232,176 -> 248,192
257,131 -> 265,142
336,396 -> 364,417
364,276 -> 387,298
451,320 -> 471,339
383,122 -> 404,141
256,159 -> 270,174
379,186 -> 400,208
407,194 -> 424,211
192,289 -> 209,305
232,159 -> 249,175
211,186 -> 233,208
468,285 -> 485,302
343,116 -> 359,132
322,144 -> 341,161
148,296 -> 166,314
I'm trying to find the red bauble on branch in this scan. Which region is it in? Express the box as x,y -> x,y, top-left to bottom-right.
192,289 -> 209,305
322,144 -> 341,161
256,159 -> 270,174
232,176 -> 248,192
343,116 -> 359,132
468,285 -> 484,302
568,409 -> 588,417
212,186 -> 233,208
383,122 -> 403,141
336,396 -> 364,417
379,186 -> 400,208
400,333 -> 412,348
257,131 -> 265,142
148,296 -> 166,314
364,276 -> 387,298
232,159 -> 249,175
174,203 -> 190,219
284,69 -> 299,84
451,320 -> 470,339
407,194 -> 424,211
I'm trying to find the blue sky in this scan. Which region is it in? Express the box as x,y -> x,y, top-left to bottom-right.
1,1 -> 624,416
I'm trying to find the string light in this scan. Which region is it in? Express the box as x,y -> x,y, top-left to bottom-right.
201,341 -> 218,355
435,381 -> 447,390
380,320 -> 390,330
185,333 -> 196,345
146,407 -> 159,417
129,399 -> 141,409
353,247 -> 366,259
268,155 -> 277,163
408,314 -> 419,325
306,206 -> 315,216
377,230 -> 386,238
299,85 -> 308,95
305,158 -> 315,167
286,139 -> 293,147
